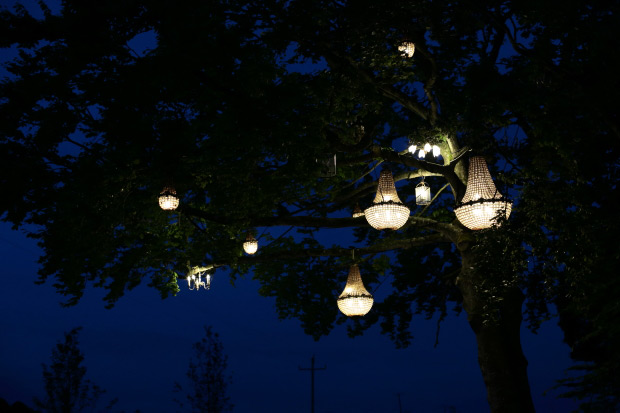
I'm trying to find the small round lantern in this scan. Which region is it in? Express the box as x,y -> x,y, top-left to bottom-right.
337,264 -> 373,317
398,41 -> 415,58
243,233 -> 258,255
364,169 -> 410,230
415,180 -> 431,206
454,156 -> 513,230
158,186 -> 179,211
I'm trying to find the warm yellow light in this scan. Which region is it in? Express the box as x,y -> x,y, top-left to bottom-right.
418,149 -> 426,158
398,41 -> 415,58
187,266 -> 212,290
432,145 -> 441,157
158,186 -> 179,210
454,156 -> 513,230
364,170 -> 410,230
337,265 -> 373,317
415,181 -> 431,206
424,143 -> 432,152
243,234 -> 258,254
352,204 -> 365,218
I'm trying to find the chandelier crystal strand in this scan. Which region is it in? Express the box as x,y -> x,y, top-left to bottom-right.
364,169 -> 410,230
454,156 -> 513,230
398,41 -> 415,58
243,233 -> 258,254
337,264 -> 374,316
158,185 -> 179,210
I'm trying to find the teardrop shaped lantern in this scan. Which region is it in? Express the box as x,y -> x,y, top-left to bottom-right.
243,233 -> 258,254
398,41 -> 415,58
415,179 -> 431,206
337,264 -> 373,317
158,186 -> 179,211
364,169 -> 410,230
352,204 -> 364,218
454,156 -> 513,230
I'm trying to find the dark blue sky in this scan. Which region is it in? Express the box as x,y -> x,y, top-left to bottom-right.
0,221 -> 578,412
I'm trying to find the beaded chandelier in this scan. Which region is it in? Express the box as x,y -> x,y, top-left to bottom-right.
337,264 -> 373,317
364,169 -> 410,230
158,186 -> 179,211
187,267 -> 211,290
454,156 -> 513,230
398,41 -> 415,58
243,233 -> 258,255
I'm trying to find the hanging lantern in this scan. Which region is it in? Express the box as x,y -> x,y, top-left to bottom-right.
398,41 -> 415,58
364,169 -> 410,230
337,264 -> 373,317
418,148 -> 426,158
187,267 -> 212,290
158,186 -> 179,211
432,145 -> 441,157
408,144 -> 417,154
352,204 -> 365,218
415,180 -> 432,206
243,233 -> 258,254
454,156 -> 513,230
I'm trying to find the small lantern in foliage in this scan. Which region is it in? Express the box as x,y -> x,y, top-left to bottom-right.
243,233 -> 258,255
415,179 -> 431,206
337,264 -> 373,317
187,267 -> 211,291
352,204 -> 364,218
158,186 -> 179,211
364,169 -> 410,230
454,156 -> 513,230
398,41 -> 415,58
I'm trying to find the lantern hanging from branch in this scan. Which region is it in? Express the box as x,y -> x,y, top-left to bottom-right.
398,41 -> 415,58
337,264 -> 373,317
415,179 -> 431,206
454,156 -> 513,230
352,204 -> 364,218
364,169 -> 410,230
158,186 -> 179,211
187,266 -> 212,291
243,233 -> 258,255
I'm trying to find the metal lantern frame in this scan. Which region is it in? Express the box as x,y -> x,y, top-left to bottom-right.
415,179 -> 432,206
337,263 -> 374,317
454,156 -> 513,230
364,169 -> 410,230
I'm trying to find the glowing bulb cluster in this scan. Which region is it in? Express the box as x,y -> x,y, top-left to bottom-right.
408,143 -> 441,159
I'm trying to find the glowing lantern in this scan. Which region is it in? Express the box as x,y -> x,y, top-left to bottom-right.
408,144 -> 417,154
364,169 -> 410,230
187,267 -> 212,290
158,186 -> 179,210
398,41 -> 415,58
352,204 -> 364,218
432,145 -> 441,157
415,180 -> 431,206
243,233 -> 258,254
454,156 -> 513,230
337,264 -> 373,317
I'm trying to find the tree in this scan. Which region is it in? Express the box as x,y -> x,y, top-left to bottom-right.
174,326 -> 233,413
33,328 -> 116,413
1,1 -> 619,412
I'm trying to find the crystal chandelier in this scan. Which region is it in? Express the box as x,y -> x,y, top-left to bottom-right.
415,179 -> 431,206
398,41 -> 415,58
243,233 -> 258,254
187,266 -> 212,290
454,156 -> 513,230
337,264 -> 373,317
364,169 -> 410,230
158,186 -> 179,211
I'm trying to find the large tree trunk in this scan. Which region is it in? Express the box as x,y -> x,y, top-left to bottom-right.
458,247 -> 536,413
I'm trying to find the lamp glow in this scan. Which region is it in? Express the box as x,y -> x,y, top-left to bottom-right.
337,264 -> 373,317
408,144 -> 417,154
187,266 -> 212,290
432,145 -> 441,157
398,42 -> 415,58
243,234 -> 258,254
364,169 -> 410,230
454,156 -> 513,230
158,186 -> 179,210
415,180 -> 432,206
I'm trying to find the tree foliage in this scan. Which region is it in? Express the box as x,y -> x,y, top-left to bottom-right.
1,0 -> 619,411
174,326 -> 233,413
33,327 -> 116,413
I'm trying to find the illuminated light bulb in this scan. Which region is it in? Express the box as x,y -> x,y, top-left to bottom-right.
432,145 -> 440,157
243,234 -> 258,254
424,143 -> 432,152
398,42 -> 415,58
158,186 -> 179,210
408,144 -> 417,154
364,169 -> 410,230
337,264 -> 373,316
454,157 -> 513,230
418,149 -> 426,158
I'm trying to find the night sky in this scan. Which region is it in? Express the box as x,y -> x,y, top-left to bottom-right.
0,1 -> 582,412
